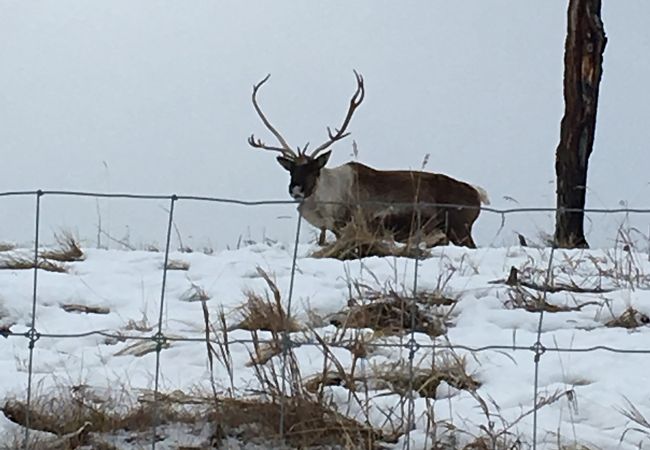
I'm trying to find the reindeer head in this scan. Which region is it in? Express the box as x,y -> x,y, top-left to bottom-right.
248,71 -> 364,200
276,152 -> 332,199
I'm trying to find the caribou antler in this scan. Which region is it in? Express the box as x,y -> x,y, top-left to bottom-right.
309,70 -> 365,158
248,74 -> 297,159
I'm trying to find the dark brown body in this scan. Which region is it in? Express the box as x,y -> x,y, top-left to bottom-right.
348,163 -> 485,247
299,162 -> 488,248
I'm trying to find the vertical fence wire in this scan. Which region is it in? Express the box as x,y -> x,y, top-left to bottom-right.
150,195 -> 177,450
279,210 -> 303,438
531,244 -> 556,450
404,206 -> 424,449
22,190 -> 42,450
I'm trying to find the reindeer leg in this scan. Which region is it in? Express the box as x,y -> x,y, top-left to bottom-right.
448,228 -> 476,248
466,236 -> 477,248
318,228 -> 327,246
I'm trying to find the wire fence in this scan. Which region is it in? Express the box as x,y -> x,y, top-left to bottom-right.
1,189 -> 650,449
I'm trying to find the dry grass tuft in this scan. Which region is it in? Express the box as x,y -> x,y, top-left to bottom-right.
462,436 -> 522,449
329,288 -> 453,337
211,396 -> 386,449
306,355 -> 479,400
0,242 -> 15,252
504,286 -> 598,313
114,338 -> 172,357
223,306 -> 391,447
233,267 -> 301,332
247,338 -> 283,366
143,243 -> 160,252
598,226 -> 650,289
384,359 -> 480,398
605,307 -> 650,329
501,266 -> 600,313
462,388 -> 575,449
0,255 -> 68,273
165,259 -> 190,271
1,385 -> 387,449
61,303 -> 110,315
1,386 -> 201,449
312,219 -> 437,260
618,396 -> 650,442
180,282 -> 210,302
124,318 -> 153,332
40,231 -> 84,262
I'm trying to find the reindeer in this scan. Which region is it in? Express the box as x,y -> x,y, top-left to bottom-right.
248,71 -> 490,248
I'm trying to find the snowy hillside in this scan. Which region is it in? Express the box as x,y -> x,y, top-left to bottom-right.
1,236 -> 650,449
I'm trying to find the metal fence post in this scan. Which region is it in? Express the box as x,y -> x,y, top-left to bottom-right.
23,190 -> 43,450
532,245 -> 556,450
279,208 -> 303,438
150,195 -> 176,450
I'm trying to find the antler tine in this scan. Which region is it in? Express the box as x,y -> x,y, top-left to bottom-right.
247,134 -> 295,155
297,142 -> 310,156
309,70 -> 365,158
249,74 -> 296,159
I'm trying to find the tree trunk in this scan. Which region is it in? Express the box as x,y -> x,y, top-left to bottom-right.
554,0 -> 607,248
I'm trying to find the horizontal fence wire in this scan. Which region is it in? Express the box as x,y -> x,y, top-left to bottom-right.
3,330 -> 650,354
0,189 -> 649,449
2,189 -> 650,213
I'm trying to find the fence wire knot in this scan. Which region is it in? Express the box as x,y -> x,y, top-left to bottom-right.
531,341 -> 546,362
406,338 -> 420,360
24,328 -> 40,349
280,332 -> 295,353
151,332 -> 167,352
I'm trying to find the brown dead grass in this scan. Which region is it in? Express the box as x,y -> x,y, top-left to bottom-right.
306,355 -> 480,399
330,288 -> 454,337
0,255 -> 68,273
113,339 -> 171,357
462,388 -> 576,450
385,363 -> 480,398
40,231 -> 84,262
233,267 -> 301,333
312,220 -> 437,260
247,337 -> 282,366
1,386 -> 387,450
60,304 -> 110,315
180,283 -> 210,302
211,396 -> 386,449
606,307 -> 650,329
504,286 -> 599,313
165,259 -> 190,270
124,318 -> 153,332
1,386 -> 198,448
0,242 -> 15,252
497,266 -> 603,313
463,436 -> 522,450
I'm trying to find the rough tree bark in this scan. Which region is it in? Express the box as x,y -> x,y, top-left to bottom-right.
554,0 -> 607,248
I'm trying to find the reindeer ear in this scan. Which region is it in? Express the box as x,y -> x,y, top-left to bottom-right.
276,156 -> 294,172
315,151 -> 331,169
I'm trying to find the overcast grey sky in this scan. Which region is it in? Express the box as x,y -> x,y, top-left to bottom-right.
1,1 -> 649,249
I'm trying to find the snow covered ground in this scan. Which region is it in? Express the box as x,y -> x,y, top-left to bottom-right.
1,236 -> 650,449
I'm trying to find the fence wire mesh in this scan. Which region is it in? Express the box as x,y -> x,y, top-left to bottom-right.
0,189 -> 649,449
